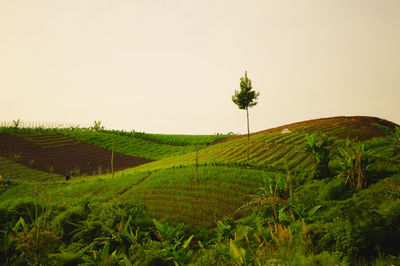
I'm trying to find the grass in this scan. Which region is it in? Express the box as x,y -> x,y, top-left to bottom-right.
61,129 -> 200,159
0,157 -> 61,183
127,130 -> 314,173
0,164 -> 273,227
116,166 -> 271,226
0,116 -> 399,265
23,134 -> 78,148
105,129 -> 235,146
0,157 -> 61,194
0,170 -> 149,207
0,127 -> 215,160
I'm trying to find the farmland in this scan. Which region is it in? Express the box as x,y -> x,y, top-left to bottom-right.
0,133 -> 153,176
0,116 -> 399,265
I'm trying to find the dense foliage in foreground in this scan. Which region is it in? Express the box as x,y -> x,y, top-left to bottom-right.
0,123 -> 399,265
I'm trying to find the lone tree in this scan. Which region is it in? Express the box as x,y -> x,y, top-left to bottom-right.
232,71 -> 260,161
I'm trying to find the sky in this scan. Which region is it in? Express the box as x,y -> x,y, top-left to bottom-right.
1,0 -> 399,134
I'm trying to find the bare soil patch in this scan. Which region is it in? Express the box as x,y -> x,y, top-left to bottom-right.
0,134 -> 154,176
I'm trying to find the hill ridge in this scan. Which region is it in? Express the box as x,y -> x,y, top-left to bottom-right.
215,115 -> 398,144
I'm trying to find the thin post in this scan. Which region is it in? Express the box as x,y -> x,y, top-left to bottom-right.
111,136 -> 115,178
195,138 -> 199,183
247,107 -> 250,161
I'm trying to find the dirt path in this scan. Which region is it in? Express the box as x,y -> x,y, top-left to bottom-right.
107,172 -> 153,201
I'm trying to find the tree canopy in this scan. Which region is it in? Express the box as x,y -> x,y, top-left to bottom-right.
232,71 -> 260,110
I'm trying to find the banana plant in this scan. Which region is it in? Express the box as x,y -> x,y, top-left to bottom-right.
103,215 -> 139,256
229,239 -> 247,266
82,240 -> 119,266
153,219 -> 184,242
337,139 -> 374,189
12,119 -> 20,130
386,127 -> 400,156
0,217 -> 28,265
93,120 -> 104,131
152,219 -> 194,265
171,235 -> 194,265
303,133 -> 335,179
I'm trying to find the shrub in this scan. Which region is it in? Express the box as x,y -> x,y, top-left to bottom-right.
14,227 -> 60,265
8,198 -> 38,225
317,176 -> 350,201
54,206 -> 88,243
316,198 -> 397,263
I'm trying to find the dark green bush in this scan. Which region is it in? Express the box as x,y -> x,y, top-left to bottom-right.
0,207 -> 9,229
8,198 -> 38,225
317,177 -> 351,201
316,199 -> 397,263
54,206 -> 88,243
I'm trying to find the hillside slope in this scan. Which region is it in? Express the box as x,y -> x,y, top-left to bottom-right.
108,116 -> 399,226
132,116 -> 399,173
216,115 -> 398,143
0,116 -> 399,265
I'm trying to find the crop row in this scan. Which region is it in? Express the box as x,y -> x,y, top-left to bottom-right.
123,126 -> 357,175
113,166 -> 273,225
23,135 -> 78,149
124,192 -> 241,226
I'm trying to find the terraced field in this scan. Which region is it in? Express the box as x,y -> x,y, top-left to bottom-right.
132,116 -> 398,174
0,134 -> 153,176
22,134 -> 78,148
105,116 -> 398,225
217,115 -> 396,143
0,116 -> 398,226
114,166 -> 273,226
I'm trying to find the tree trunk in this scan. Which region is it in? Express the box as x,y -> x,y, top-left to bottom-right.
247,107 -> 250,161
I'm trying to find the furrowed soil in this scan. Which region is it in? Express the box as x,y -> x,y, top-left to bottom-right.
0,134 -> 153,176
214,115 -> 398,143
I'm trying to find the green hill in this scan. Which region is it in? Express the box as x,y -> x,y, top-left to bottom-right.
0,116 -> 399,265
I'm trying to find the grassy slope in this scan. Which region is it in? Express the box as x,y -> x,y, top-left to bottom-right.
0,116 -> 399,264
1,116 -> 398,227
106,116 -> 398,226
0,157 -> 61,194
0,157 -> 61,182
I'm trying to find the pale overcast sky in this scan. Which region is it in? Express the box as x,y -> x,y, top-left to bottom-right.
1,0 -> 399,134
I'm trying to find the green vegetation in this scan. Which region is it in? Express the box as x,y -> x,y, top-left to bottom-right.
129,131 -> 234,146
0,126 -> 232,160
12,119 -> 20,130
0,120 -> 399,265
0,157 -> 61,182
92,120 -> 104,131
23,135 -> 78,149
303,133 -> 335,179
61,130 -> 199,160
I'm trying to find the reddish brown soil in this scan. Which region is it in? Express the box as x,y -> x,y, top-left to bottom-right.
215,116 -> 399,144
0,134 -> 154,176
